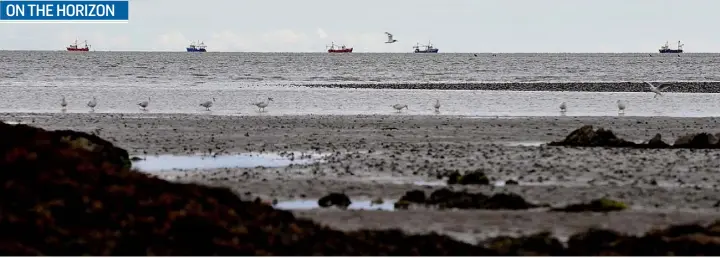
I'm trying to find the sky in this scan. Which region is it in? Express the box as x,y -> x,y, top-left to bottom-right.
1,0 -> 719,53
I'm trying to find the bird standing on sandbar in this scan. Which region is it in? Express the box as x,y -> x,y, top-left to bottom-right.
200,98 -> 215,111
87,97 -> 97,112
251,97 -> 273,112
393,104 -> 408,113
60,96 -> 67,110
433,99 -> 441,112
138,97 -> 150,111
559,102 -> 567,115
617,100 -> 626,115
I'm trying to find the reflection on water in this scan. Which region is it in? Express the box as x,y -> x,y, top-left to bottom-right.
498,141 -> 546,147
274,199 -> 397,211
132,153 -> 322,171
368,179 -> 511,187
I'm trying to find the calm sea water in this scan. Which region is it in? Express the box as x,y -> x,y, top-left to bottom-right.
1,51 -> 720,117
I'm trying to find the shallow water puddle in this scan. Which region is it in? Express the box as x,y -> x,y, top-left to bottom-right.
274,199 -> 397,211
497,141 -> 546,147
413,180 -> 448,186
371,178 -> 508,187
417,180 -> 509,187
133,153 -> 322,171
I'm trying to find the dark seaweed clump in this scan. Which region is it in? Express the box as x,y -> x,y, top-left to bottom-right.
394,188 -> 540,210
549,125 -> 720,149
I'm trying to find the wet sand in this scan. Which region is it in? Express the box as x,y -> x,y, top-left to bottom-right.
6,112 -> 720,243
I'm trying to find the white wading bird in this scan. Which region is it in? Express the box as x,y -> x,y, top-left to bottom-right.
251,97 -> 274,112
617,99 -> 626,115
200,98 -> 215,111
60,96 -> 67,109
138,97 -> 150,111
392,104 -> 408,112
433,99 -> 441,112
559,101 -> 567,114
643,81 -> 673,98
384,32 -> 398,43
87,96 -> 97,112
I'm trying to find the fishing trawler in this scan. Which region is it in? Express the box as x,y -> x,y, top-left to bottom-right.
66,39 -> 90,52
326,42 -> 353,53
413,41 -> 439,53
659,40 -> 683,53
186,41 -> 207,52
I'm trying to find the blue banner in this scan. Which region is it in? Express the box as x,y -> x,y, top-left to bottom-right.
0,0 -> 129,22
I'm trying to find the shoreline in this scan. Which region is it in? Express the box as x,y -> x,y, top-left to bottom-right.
5,111 -> 720,118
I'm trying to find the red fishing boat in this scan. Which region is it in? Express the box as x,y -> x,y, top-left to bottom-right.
326,42 -> 353,53
67,39 -> 90,52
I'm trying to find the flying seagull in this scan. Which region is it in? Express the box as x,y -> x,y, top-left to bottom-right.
643,81 -> 673,98
384,32 -> 398,43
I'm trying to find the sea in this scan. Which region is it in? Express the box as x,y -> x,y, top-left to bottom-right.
2,51 -> 720,117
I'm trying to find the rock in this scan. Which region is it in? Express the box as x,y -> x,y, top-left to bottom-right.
673,134 -> 696,146
566,223 -> 720,255
505,180 -> 519,185
444,171 -> 462,184
318,193 -> 352,209
673,133 -> 719,148
645,133 -> 670,148
428,188 -> 455,203
552,198 -> 628,212
393,200 -> 411,210
565,229 -> 632,255
446,169 -> 490,185
371,197 -> 384,205
483,193 -> 539,210
484,232 -> 565,255
398,190 -> 426,203
548,125 -> 635,147
399,189 -> 540,210
548,125 -> 720,149
0,123 -> 131,169
130,156 -> 144,161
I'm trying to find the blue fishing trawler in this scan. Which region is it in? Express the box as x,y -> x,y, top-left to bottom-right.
413,41 -> 439,53
186,41 -> 207,52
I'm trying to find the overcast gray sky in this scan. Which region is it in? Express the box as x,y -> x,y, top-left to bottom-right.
1,0 -> 718,52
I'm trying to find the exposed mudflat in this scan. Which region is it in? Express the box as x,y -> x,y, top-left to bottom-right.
299,81 -> 720,93
7,112 -> 720,243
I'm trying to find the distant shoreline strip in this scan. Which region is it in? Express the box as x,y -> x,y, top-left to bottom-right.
295,82 -> 720,93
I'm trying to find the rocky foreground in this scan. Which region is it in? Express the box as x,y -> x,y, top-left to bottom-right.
3,119 -> 720,255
